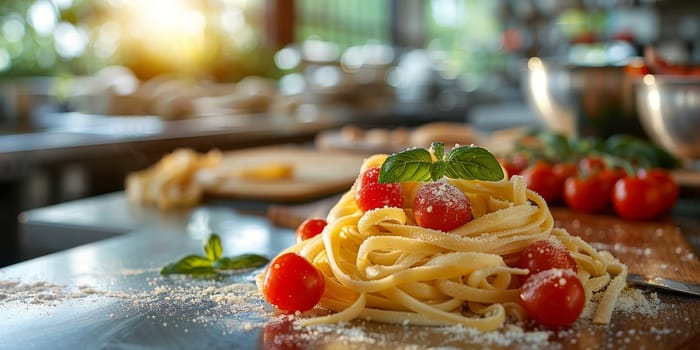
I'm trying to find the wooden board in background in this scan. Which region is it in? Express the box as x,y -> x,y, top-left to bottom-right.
202,146 -> 365,202
552,208 -> 700,285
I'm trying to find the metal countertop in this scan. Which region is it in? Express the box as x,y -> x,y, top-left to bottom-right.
5,202 -> 700,350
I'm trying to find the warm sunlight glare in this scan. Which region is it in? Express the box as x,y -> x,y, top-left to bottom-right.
121,0 -> 206,70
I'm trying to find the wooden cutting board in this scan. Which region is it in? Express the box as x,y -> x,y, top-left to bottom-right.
551,208 -> 700,285
268,199 -> 700,284
201,146 -> 365,202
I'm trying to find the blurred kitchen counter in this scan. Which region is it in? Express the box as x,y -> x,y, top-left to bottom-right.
0,111 -> 345,179
19,189 -> 700,261
0,110 -> 350,265
18,192 -> 270,259
1,100 -> 476,265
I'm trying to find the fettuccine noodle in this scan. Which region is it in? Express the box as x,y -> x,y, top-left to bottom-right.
272,154 -> 627,331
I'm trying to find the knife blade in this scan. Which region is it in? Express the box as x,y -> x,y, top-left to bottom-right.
627,273 -> 700,297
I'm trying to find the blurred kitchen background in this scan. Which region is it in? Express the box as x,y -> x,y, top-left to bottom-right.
1,0 -> 699,266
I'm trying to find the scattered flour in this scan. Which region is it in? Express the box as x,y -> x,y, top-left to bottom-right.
614,288 -> 661,315
0,274 -> 687,348
0,280 -> 86,305
261,315 -> 552,350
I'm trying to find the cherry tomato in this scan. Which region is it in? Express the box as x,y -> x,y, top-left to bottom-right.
295,218 -> 327,244
578,156 -> 606,175
519,268 -> 585,329
262,252 -> 325,313
637,168 -> 679,213
553,163 -> 577,182
598,168 -> 625,196
499,153 -> 529,179
521,161 -> 563,203
612,176 -> 664,220
516,239 -> 578,277
413,182 -> 472,232
563,175 -> 609,213
354,167 -> 404,212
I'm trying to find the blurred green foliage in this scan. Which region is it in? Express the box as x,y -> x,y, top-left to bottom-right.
0,0 -> 279,82
0,0 -> 108,78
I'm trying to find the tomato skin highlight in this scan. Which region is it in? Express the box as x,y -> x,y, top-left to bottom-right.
354,167 -> 404,212
295,218 -> 328,243
598,168 -> 625,195
516,239 -> 578,278
578,156 -> 606,174
637,168 -> 679,213
612,176 -> 664,220
519,268 -> 585,329
563,175 -> 610,213
413,182 -> 472,232
262,253 -> 325,313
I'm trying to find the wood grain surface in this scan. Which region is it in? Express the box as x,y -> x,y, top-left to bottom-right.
552,208 -> 700,284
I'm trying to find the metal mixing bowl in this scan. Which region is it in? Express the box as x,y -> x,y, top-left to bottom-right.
521,57 -> 645,139
636,74 -> 700,160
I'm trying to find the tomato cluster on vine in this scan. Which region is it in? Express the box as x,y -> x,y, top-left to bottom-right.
499,131 -> 680,220
503,154 -> 679,221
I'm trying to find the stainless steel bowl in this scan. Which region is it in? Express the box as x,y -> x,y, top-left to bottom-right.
636,74 -> 700,160
522,57 -> 644,138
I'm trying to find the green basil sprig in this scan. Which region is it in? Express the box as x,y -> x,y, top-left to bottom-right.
379,142 -> 504,183
161,234 -> 269,276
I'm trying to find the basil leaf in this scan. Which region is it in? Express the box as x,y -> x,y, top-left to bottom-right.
160,255 -> 214,275
379,148 -> 434,183
431,142 -> 445,161
429,161 -> 446,180
213,254 -> 269,270
444,146 -> 504,181
204,234 -> 223,261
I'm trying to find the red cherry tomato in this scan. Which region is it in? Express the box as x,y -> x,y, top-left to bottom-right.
516,239 -> 578,277
413,182 -> 472,232
578,156 -> 606,175
553,163 -> 577,182
295,218 -> 327,243
563,175 -> 610,213
637,168 -> 679,213
598,168 -> 625,196
612,176 -> 664,220
262,253 -> 325,313
519,268 -> 585,329
521,161 -> 563,203
354,167 -> 404,212
499,153 -> 529,179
